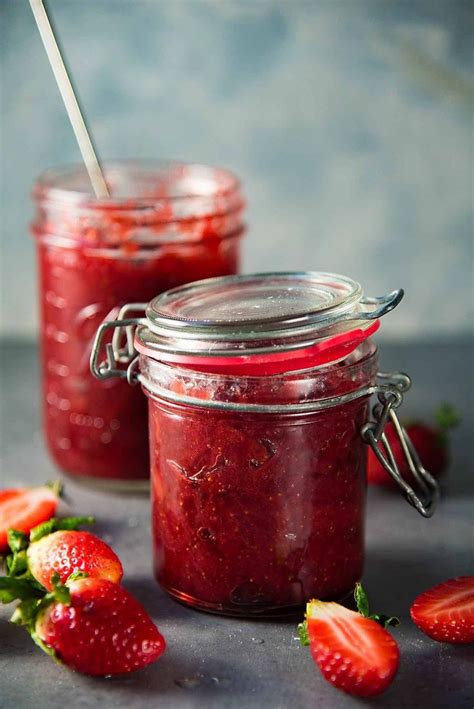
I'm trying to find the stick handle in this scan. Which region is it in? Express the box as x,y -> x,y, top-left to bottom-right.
29,0 -> 110,198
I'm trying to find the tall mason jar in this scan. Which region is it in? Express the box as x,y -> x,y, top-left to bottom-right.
90,273 -> 439,615
32,161 -> 245,489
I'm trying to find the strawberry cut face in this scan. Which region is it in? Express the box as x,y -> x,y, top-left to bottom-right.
410,576 -> 474,644
0,486 -> 59,552
306,600 -> 400,697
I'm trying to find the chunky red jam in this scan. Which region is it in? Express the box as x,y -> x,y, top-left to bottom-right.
33,163 -> 244,483
147,346 -> 377,614
38,241 -> 239,482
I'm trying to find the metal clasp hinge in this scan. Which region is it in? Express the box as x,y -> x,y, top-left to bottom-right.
89,303 -> 147,385
361,372 -> 439,518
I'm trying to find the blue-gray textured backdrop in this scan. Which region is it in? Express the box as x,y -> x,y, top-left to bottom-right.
1,0 -> 473,339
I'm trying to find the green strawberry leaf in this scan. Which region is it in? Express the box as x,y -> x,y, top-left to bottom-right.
29,516 -> 95,543
354,582 -> 370,617
297,621 -> 310,646
10,598 -> 42,627
7,529 -> 29,553
12,594 -> 60,661
369,613 -> 400,628
436,403 -> 461,433
354,583 -> 400,629
6,549 -> 28,577
0,576 -> 45,604
11,601 -> 59,663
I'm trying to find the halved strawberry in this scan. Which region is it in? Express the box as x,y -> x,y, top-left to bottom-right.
0,483 -> 61,552
410,576 -> 474,644
304,599 -> 400,697
27,528 -> 123,590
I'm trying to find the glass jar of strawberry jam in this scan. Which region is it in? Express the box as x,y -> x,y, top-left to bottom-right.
32,161 -> 245,489
91,272 -> 439,614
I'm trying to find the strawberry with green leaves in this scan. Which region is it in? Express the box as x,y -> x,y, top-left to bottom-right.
410,576 -> 474,644
367,403 -> 460,487
6,517 -> 123,590
1,573 -> 166,676
298,584 -> 400,697
0,482 -> 62,552
28,519 -> 123,590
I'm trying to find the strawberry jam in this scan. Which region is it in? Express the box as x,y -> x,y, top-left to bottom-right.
33,162 -> 245,487
145,343 -> 378,614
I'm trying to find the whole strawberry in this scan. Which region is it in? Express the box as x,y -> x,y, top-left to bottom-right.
27,529 -> 123,590
5,517 -> 122,591
367,403 -> 460,488
5,574 -> 166,676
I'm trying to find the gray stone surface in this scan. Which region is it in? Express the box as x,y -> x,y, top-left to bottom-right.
0,340 -> 473,709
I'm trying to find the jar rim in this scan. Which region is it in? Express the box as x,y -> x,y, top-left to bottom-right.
142,337 -> 378,382
33,159 -> 242,209
138,340 -> 379,413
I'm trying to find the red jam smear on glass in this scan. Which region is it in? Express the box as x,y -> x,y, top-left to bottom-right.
146,344 -> 377,614
33,164 -> 244,482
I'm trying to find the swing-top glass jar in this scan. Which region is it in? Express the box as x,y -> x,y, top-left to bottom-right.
91,272 -> 439,615
32,161 -> 245,489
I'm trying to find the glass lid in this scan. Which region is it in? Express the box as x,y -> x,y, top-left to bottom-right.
147,272 -> 362,327
136,272 -> 403,373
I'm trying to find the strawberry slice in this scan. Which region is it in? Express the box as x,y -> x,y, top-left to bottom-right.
304,599 -> 400,697
410,576 -> 474,644
0,483 -> 61,552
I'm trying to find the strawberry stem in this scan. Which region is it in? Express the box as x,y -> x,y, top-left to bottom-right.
46,480 -> 64,498
49,573 -> 71,604
66,570 -> 88,584
297,621 -> 310,646
354,583 -> 400,628
435,403 -> 461,432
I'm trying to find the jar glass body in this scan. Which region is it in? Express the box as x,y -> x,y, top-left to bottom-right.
32,162 -> 245,488
141,340 -> 378,615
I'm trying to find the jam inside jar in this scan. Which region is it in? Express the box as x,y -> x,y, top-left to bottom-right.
143,342 -> 377,614
32,162 -> 245,489
91,272 -> 439,614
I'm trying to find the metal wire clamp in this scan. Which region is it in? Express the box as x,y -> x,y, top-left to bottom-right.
361,372 -> 439,518
89,303 -> 147,384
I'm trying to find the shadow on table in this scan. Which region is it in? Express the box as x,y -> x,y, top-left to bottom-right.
123,575 -> 305,626
0,615 -> 39,658
66,649 -> 262,708
360,644 -> 474,709
363,545 -> 473,614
